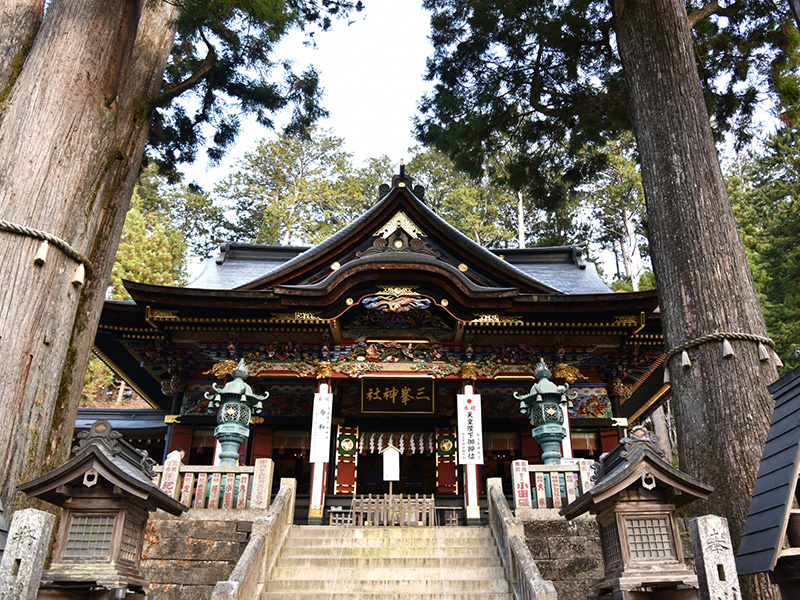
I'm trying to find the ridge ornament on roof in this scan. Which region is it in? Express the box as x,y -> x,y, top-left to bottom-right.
374,210 -> 424,239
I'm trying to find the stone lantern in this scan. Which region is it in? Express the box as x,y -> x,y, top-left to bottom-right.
561,426 -> 713,599
19,420 -> 186,598
205,359 -> 269,466
514,358 -> 572,464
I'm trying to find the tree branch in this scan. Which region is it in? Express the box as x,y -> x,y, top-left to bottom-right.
148,34 -> 217,110
687,0 -> 741,29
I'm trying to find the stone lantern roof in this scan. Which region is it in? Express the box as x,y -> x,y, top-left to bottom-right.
561,426 -> 714,519
19,419 -> 185,515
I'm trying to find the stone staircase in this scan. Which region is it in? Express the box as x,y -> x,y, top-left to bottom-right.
260,525 -> 514,599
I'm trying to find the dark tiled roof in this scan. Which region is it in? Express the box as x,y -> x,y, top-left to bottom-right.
19,420 -> 185,515
505,260 -> 611,294
186,187 -> 611,295
75,408 -> 168,433
188,244 -> 309,290
562,428 -> 713,519
737,367 -> 800,575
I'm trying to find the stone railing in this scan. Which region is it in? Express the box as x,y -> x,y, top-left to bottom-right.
210,478 -> 297,600
153,458 -> 273,510
487,478 -> 558,600
511,459 -> 595,514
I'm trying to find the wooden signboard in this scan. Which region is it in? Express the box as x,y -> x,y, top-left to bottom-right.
361,376 -> 434,414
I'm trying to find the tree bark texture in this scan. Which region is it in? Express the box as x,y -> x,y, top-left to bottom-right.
0,0 -> 178,515
613,1 -> 779,597
0,0 -> 44,99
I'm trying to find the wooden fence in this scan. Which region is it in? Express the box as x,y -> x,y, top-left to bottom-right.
328,494 -> 435,526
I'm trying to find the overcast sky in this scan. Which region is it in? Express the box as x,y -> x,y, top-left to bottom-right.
181,1 -> 434,189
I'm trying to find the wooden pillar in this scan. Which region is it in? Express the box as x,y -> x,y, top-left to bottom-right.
164,423 -> 192,463
463,464 -> 480,525
308,462 -> 327,525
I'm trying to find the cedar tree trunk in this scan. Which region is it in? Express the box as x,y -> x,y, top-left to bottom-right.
613,0 -> 779,597
0,0 -> 178,515
0,0 -> 44,97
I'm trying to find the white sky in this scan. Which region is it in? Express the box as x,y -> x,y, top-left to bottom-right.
181,1 -> 434,189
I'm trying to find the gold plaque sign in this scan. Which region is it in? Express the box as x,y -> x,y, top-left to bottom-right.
361,376 -> 435,414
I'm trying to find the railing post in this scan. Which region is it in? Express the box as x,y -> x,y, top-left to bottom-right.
160,459 -> 182,500
577,458 -> 596,494
251,458 -> 274,509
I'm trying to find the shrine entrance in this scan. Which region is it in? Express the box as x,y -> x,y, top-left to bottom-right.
331,426 -> 459,497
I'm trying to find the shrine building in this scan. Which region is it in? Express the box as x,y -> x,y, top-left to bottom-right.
88,168 -> 668,524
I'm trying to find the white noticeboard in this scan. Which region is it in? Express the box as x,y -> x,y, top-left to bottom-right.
382,445 -> 400,481
309,390 -> 333,464
457,393 -> 484,465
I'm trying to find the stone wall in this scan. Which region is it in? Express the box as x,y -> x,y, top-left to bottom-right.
523,513 -> 604,600
141,517 -> 251,600
523,514 -> 696,600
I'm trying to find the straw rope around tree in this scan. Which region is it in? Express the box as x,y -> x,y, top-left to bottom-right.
663,331 -> 781,383
0,218 -> 93,277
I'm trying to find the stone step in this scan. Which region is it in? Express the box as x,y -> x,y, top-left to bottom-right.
274,556 -> 503,569
278,546 -> 500,559
263,577 -> 511,594
269,565 -> 507,581
283,535 -> 494,549
261,593 -> 515,600
288,526 -> 493,540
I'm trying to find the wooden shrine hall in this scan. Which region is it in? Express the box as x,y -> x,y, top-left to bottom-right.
90,168 -> 668,524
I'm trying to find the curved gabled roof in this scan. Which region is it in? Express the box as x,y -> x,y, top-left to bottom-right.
187,178 -> 611,296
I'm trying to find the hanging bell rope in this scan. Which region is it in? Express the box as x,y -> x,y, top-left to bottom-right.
0,218 -> 93,278
663,331 -> 778,384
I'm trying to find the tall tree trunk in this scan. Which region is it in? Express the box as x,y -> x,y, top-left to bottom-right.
517,189 -> 526,248
613,1 -> 779,597
622,207 -> 643,290
0,0 -> 178,515
651,404 -> 674,464
0,0 -> 44,98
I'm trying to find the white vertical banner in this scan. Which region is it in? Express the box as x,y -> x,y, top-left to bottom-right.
457,391 -> 484,465
309,384 -> 333,464
382,445 -> 400,481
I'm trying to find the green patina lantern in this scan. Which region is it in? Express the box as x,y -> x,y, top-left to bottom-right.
205,359 -> 269,466
515,358 -> 573,464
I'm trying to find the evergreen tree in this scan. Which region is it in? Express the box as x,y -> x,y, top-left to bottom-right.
407,148 -> 516,247
0,0 -> 361,515
586,134 -> 649,290
216,129 -> 392,245
416,5 -> 796,596
108,192 -> 188,299
730,126 -> 800,369
136,165 -> 227,258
